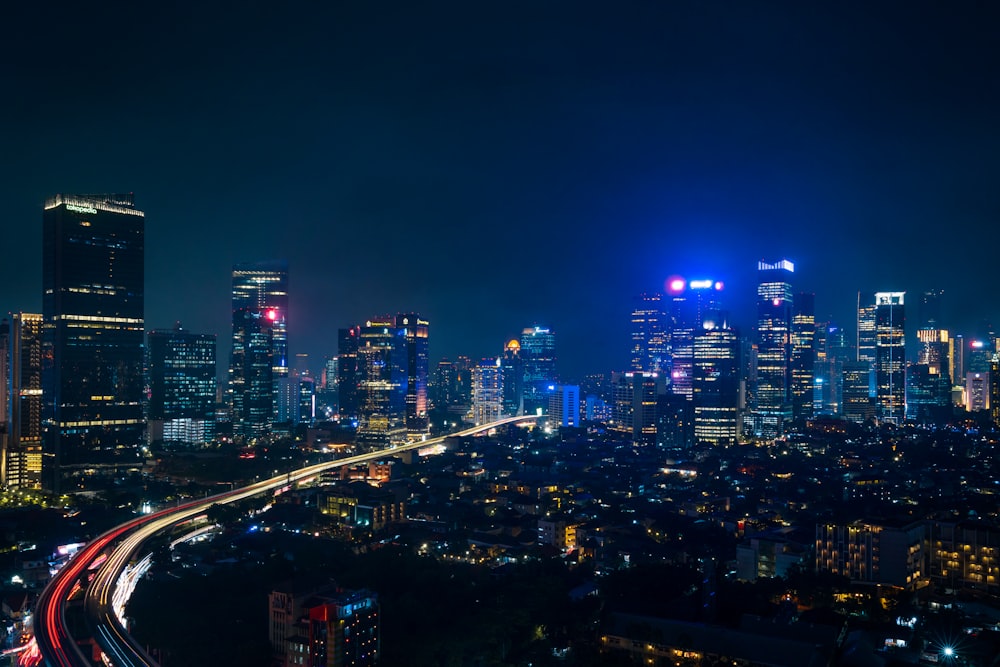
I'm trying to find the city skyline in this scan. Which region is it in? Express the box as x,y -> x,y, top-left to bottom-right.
2,3 -> 999,378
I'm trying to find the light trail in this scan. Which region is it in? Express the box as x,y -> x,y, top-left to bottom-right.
35,416 -> 539,666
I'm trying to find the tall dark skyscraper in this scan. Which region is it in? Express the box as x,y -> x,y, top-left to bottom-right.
500,339 -> 524,416
874,291 -> 906,424
908,289 -> 951,423
751,260 -> 794,437
230,261 -> 288,438
231,307 -> 276,440
148,326 -> 217,446
337,326 -> 361,422
396,313 -> 429,438
42,194 -> 145,488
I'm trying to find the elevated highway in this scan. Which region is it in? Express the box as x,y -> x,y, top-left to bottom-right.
31,416 -> 540,666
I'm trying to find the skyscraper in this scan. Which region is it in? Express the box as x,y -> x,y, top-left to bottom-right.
610,371 -> 666,444
230,261 -> 289,428
857,293 -> 877,364
231,307 -> 277,439
752,260 -> 794,437
500,339 -> 524,416
908,289 -> 951,423
3,314 -> 44,489
520,326 -> 556,415
874,292 -> 906,424
471,358 -> 503,426
692,318 -> 739,446
396,314 -> 429,438
355,318 -> 407,446
665,277 -> 724,401
790,292 -> 815,421
147,326 -> 217,447
42,194 -> 145,488
630,292 -> 669,373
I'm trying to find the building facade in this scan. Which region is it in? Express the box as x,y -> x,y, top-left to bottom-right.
42,194 -> 145,488
751,260 -> 794,437
230,261 -> 289,433
147,327 -> 217,447
874,292 -> 906,424
3,314 -> 44,489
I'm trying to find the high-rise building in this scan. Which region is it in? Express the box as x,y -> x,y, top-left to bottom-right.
790,292 -> 815,421
630,292 -> 669,373
692,319 -> 739,446
430,358 -> 460,411
471,358 -> 503,425
874,292 -> 906,424
751,260 -> 794,437
842,361 -> 875,423
355,318 -> 407,447
500,339 -> 524,415
610,371 -> 666,444
231,307 -> 277,440
3,314 -> 44,489
297,375 -> 316,425
908,290 -> 951,423
856,293 -> 877,364
665,277 -> 724,400
42,194 -> 145,488
548,385 -> 581,428
396,314 -> 429,438
813,322 -> 848,416
337,327 -> 361,423
520,326 -> 556,415
147,326 -> 217,447
230,261 -> 289,427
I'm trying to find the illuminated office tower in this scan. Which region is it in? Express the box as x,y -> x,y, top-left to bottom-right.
751,260 -> 794,437
42,194 -> 144,488
230,261 -> 288,422
355,317 -> 407,447
874,292 -> 906,424
3,314 -> 44,489
790,292 -> 815,421
842,361 -> 875,423
396,314 -> 429,437
610,371 -> 666,444
297,376 -> 315,425
630,292 -> 669,373
520,326 -> 556,415
967,372 -> 990,412
692,316 -> 739,446
147,326 -> 217,447
857,293 -> 877,364
231,307 -> 277,439
665,277 -> 724,400
907,289 -> 951,422
471,359 -> 503,425
500,339 -> 524,415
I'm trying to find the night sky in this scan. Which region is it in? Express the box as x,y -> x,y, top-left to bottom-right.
2,2 -> 998,379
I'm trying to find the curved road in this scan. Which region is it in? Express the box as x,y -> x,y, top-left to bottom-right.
33,416 -> 540,666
